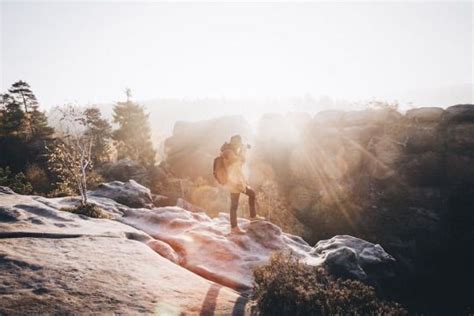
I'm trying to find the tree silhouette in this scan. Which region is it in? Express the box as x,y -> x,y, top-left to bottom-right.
113,90 -> 156,168
8,80 -> 38,114
8,81 -> 39,135
0,93 -> 25,137
8,81 -> 53,140
0,93 -> 28,171
84,107 -> 112,165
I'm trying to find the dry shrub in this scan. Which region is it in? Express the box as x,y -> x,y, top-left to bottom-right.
253,252 -> 406,316
61,203 -> 110,219
25,164 -> 51,193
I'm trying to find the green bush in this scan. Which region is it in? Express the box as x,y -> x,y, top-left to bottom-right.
253,252 -> 406,316
62,203 -> 110,219
0,166 -> 33,195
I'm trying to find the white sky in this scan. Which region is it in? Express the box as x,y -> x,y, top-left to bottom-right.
1,1 -> 473,109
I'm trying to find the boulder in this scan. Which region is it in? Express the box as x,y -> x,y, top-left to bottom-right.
446,123 -> 474,152
443,104 -> 474,123
405,107 -> 444,123
406,125 -> 441,153
312,235 -> 395,285
0,186 -> 15,195
99,159 -> 149,186
90,180 -> 154,208
342,109 -> 402,127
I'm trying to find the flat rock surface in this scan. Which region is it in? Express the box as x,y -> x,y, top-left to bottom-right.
0,189 -> 248,315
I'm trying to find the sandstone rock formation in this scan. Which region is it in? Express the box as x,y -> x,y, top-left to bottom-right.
0,187 -> 249,315
120,206 -> 395,291
99,158 -> 150,186
0,181 -> 396,313
164,116 -> 251,180
90,180 -> 154,209
157,105 -> 474,314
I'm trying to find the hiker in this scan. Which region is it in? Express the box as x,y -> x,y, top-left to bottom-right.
214,135 -> 263,234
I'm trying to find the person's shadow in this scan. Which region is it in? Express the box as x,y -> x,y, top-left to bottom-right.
199,283 -> 248,316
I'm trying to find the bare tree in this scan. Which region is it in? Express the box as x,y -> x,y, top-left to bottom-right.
48,105 -> 94,205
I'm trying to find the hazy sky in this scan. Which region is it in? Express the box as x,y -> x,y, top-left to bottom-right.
1,1 -> 472,109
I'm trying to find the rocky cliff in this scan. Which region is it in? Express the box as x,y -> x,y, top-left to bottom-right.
0,181 -> 395,314
160,104 -> 474,313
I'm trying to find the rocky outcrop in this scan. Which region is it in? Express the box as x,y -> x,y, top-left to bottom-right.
157,105 -> 474,314
257,105 -> 474,313
405,107 -> 444,123
0,181 -> 396,313
255,104 -> 474,220
442,105 -> 474,186
90,180 -> 154,209
156,105 -> 474,248
99,158 -> 150,186
0,187 -> 248,315
164,116 -> 251,180
313,235 -> 395,287
443,104 -> 474,122
153,115 -> 253,219
119,204 -> 395,291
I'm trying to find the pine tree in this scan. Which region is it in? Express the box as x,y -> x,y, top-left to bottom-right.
0,93 -> 25,137
112,91 -> 156,168
1,82 -> 55,188
8,80 -> 38,114
8,81 -> 53,140
29,105 -> 54,140
0,93 -> 28,171
84,107 -> 112,165
0,94 -> 4,135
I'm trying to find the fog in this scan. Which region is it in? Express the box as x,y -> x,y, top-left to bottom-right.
2,2 -> 472,117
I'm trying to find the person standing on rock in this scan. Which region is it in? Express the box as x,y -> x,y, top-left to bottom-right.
214,135 -> 264,234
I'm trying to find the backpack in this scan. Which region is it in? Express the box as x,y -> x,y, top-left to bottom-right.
213,155 -> 228,185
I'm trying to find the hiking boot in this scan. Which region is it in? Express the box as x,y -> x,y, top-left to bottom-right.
230,226 -> 246,235
250,215 -> 265,222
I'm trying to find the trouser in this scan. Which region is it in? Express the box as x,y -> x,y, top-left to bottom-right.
230,186 -> 256,228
